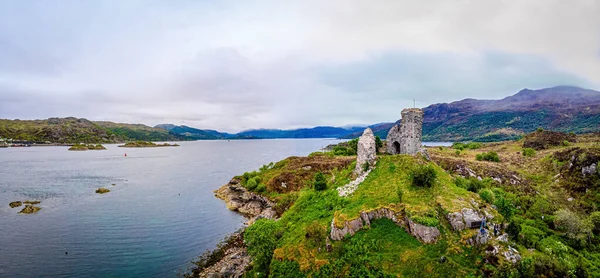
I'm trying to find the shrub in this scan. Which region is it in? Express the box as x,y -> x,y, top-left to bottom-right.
256,183 -> 266,193
561,140 -> 571,147
314,172 -> 327,191
479,189 -> 495,204
410,164 -> 437,188
452,142 -> 482,150
305,221 -> 327,248
520,224 -> 546,248
476,151 -> 500,162
537,127 -> 544,132
507,220 -> 521,241
245,219 -> 280,276
455,150 -> 461,156
375,136 -> 383,151
246,177 -> 259,191
455,176 -> 486,193
494,195 -> 515,219
397,187 -> 403,202
522,148 -> 536,157
554,209 -> 592,241
590,212 -> 600,235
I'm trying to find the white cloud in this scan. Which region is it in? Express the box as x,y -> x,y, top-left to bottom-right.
0,0 -> 598,131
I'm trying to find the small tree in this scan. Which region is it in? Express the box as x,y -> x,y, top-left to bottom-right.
375,136 -> 383,151
410,164 -> 437,188
314,172 -> 327,191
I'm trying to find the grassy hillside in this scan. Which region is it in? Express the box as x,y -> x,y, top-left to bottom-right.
0,117 -> 184,143
197,131 -> 600,277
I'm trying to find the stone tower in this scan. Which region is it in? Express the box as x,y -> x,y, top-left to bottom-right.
386,108 -> 423,155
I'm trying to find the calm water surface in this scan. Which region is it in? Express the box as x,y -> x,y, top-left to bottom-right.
0,139 -> 345,277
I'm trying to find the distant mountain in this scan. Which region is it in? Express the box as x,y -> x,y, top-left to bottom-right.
0,117 -> 185,143
346,86 -> 598,142
5,86 -> 598,143
236,126 -> 365,139
154,124 -> 235,140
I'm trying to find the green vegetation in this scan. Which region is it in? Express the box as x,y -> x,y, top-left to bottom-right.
409,164 -> 437,188
313,172 -> 327,191
332,138 -> 358,156
68,143 -> 106,151
475,151 -> 500,162
119,141 -> 179,147
203,131 -> 600,277
452,142 -> 482,150
0,117 -> 185,143
522,148 -> 536,157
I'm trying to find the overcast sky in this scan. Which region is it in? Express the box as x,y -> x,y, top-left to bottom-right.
1,1 -> 599,132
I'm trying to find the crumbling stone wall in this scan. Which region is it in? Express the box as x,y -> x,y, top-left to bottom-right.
355,128 -> 377,174
387,108 -> 424,155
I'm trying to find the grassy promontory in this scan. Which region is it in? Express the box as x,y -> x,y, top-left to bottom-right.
191,131 -> 600,277
118,141 -> 180,148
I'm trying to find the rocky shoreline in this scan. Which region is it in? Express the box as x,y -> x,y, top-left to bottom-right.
187,179 -> 279,277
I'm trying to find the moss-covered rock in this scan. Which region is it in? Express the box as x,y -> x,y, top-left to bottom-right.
96,188 -> 110,194
19,205 -> 41,214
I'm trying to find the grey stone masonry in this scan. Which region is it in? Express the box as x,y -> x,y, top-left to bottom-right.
386,108 -> 424,155
355,128 -> 377,174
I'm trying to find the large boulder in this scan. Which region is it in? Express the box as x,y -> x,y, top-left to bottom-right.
355,128 -> 377,174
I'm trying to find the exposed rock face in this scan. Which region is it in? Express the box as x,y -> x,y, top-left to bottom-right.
447,208 -> 484,231
406,218 -> 441,244
330,207 -> 403,240
387,108 -> 424,155
582,163 -> 597,177
194,232 -> 250,278
214,179 -> 276,222
329,207 -> 440,244
355,128 -> 377,174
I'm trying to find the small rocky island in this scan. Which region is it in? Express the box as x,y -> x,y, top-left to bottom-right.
9,200 -> 42,214
118,141 -> 180,148
96,188 -> 110,194
68,144 -> 107,151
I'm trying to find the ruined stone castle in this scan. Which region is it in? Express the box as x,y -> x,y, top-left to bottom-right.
386,108 -> 424,155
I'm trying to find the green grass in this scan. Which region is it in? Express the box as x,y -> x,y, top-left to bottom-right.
336,155 -> 478,225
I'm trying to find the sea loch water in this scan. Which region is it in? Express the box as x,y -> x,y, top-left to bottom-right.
0,139 -> 345,277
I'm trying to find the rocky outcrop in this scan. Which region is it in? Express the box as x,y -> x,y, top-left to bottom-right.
447,208 -> 493,231
202,247 -> 250,278
95,188 -> 110,194
19,205 -> 41,214
355,128 -> 377,174
215,179 -> 276,223
582,163 -> 597,177
329,207 -> 440,244
406,218 -> 441,244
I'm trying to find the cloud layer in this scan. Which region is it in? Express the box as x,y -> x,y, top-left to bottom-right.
1,0 -> 599,131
